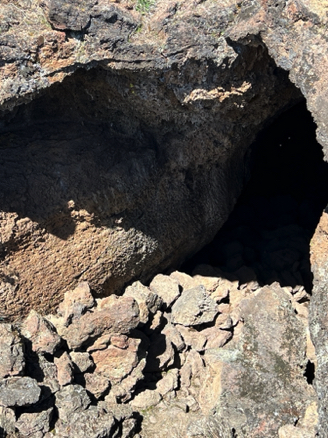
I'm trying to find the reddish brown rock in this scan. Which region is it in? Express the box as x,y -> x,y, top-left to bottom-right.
92,338 -> 140,383
124,281 -> 162,325
84,373 -> 110,400
0,323 -> 25,378
20,310 -> 61,355
54,351 -> 74,386
62,296 -> 140,350
58,281 -> 95,326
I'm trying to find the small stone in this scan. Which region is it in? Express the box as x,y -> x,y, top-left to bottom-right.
175,325 -> 207,352
0,323 -> 25,378
70,351 -> 94,373
149,310 -> 164,332
87,333 -> 111,352
171,285 -> 219,326
21,310 -> 61,355
54,351 -> 74,386
201,326 -> 232,349
125,281 -> 162,324
84,373 -> 110,399
130,389 -> 162,410
215,313 -> 233,330
58,281 -> 95,325
170,271 -> 196,291
0,406 -> 16,435
156,369 -> 179,396
162,324 -> 185,352
150,274 -> 181,308
0,377 -> 41,407
55,405 -> 115,438
55,384 -> 91,422
62,296 -> 140,350
15,407 -> 53,437
92,338 -> 140,382
110,334 -> 129,349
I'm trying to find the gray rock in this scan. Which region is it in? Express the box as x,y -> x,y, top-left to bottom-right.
15,407 -> 53,437
0,323 -> 25,378
70,351 -> 94,373
200,284 -> 316,437
55,405 -> 116,438
0,377 -> 41,407
171,286 -> 219,326
55,384 -> 91,422
124,281 -> 162,325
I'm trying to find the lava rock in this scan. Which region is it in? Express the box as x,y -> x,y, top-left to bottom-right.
0,377 -> 41,407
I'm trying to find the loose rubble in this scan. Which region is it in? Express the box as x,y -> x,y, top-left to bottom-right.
0,261 -> 317,437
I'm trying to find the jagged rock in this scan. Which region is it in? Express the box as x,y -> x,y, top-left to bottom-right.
55,384 -> 91,423
156,369 -> 179,397
0,377 -> 41,407
201,284 -> 316,436
170,271 -> 197,292
15,407 -> 53,438
55,405 -> 116,438
92,337 -> 140,383
171,286 -> 219,327
175,325 -> 207,352
87,334 -> 112,353
54,351 -> 74,386
58,281 -> 95,326
309,211 -> 328,436
70,351 -> 94,373
201,326 -> 232,350
62,296 -> 140,350
180,350 -> 205,393
130,389 -> 162,410
26,354 -> 60,394
124,281 -> 162,325
149,274 -> 181,309
20,310 -> 61,355
0,406 -> 16,435
84,373 -> 110,400
0,323 -> 25,378
162,323 -> 185,352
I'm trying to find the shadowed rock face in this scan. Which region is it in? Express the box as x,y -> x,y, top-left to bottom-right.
0,8 -> 328,426
0,40 -> 299,318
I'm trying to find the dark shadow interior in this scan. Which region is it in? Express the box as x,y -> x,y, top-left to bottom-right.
182,100 -> 328,293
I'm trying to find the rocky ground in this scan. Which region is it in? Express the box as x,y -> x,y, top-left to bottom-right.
0,102 -> 326,437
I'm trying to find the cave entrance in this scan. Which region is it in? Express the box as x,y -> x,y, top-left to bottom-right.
182,100 -> 328,294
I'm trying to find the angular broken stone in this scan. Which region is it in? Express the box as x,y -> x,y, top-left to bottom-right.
15,407 -> 53,438
0,406 -> 16,435
130,389 -> 162,410
156,369 -> 179,397
55,384 -> 91,423
0,323 -> 25,378
201,326 -> 232,350
55,405 -> 115,438
70,351 -> 94,373
0,377 -> 41,407
54,351 -> 74,386
124,280 -> 162,324
150,274 -> 181,308
175,325 -> 207,352
84,372 -> 110,400
58,281 -> 95,326
92,338 -> 140,383
20,310 -> 62,355
171,285 -> 219,326
62,296 -> 140,350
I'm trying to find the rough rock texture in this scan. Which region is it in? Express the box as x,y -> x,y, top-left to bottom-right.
0,0 -> 304,319
309,210 -> 328,437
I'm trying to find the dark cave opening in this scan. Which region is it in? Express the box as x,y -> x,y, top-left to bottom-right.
182,100 -> 328,294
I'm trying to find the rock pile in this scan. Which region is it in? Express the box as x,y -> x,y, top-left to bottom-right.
0,265 -> 317,437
